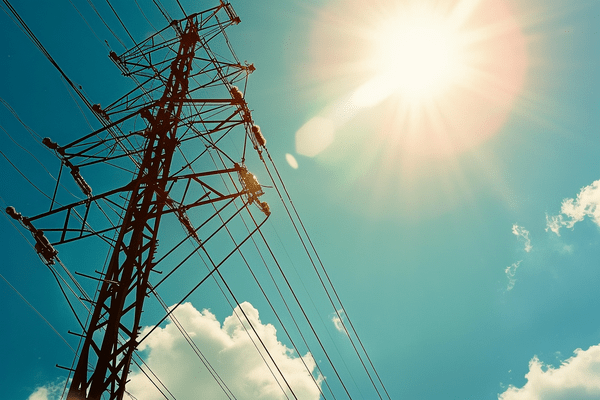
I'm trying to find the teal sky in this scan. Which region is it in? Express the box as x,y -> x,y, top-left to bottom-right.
1,0 -> 599,399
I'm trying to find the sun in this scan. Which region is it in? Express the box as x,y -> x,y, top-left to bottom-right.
371,16 -> 463,101
352,6 -> 469,107
377,25 -> 454,93
297,0 -> 528,216
303,0 -> 527,155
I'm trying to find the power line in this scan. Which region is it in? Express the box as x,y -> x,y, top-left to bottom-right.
0,149 -> 52,200
0,258 -> 75,355
66,0 -> 107,49
204,148 -> 332,398
150,286 -> 237,399
103,0 -> 136,45
162,146 -> 314,398
83,0 -> 127,49
263,148 -> 393,399
0,123 -> 54,176
0,96 -> 43,141
209,136 -> 353,398
0,0 -> 93,111
1,0 -> 142,168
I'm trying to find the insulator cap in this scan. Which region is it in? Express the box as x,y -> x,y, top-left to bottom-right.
230,86 -> 244,100
6,206 -> 21,220
42,137 -> 57,149
42,137 -> 65,155
109,51 -> 120,63
259,201 -> 271,216
252,125 -> 266,147
92,104 -> 110,120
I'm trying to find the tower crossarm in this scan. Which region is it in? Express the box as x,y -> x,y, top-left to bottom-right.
6,165 -> 247,250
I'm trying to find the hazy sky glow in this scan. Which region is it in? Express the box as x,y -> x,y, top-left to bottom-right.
0,0 -> 599,399
297,0 -> 528,157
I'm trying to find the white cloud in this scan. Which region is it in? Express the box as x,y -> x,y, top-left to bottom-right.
498,344 -> 600,400
560,244 -> 574,254
127,301 -> 322,400
27,380 -> 65,400
512,224 -> 532,252
331,309 -> 348,335
546,179 -> 600,236
545,214 -> 562,236
28,387 -> 53,400
505,261 -> 521,291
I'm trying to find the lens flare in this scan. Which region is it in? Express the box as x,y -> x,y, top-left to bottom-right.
295,0 -> 528,217
298,0 -> 527,158
286,153 -> 299,169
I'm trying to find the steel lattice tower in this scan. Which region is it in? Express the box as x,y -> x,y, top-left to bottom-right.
7,3 -> 270,400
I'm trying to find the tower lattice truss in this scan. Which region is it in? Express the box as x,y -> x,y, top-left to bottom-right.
7,4 -> 270,399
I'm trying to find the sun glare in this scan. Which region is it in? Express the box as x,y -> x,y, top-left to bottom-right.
301,0 -> 527,157
365,12 -> 464,103
297,0 -> 528,216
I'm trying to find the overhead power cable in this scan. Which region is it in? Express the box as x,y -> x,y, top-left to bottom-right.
134,0 -> 160,35
206,147 -> 355,398
207,253 -> 296,400
83,0 -> 127,49
170,146 -> 322,398
1,0 -> 142,168
263,148 -> 393,399
0,0 -> 95,112
103,0 -> 136,45
250,211 -> 354,399
0,149 -> 52,200
66,0 -> 107,49
153,0 -> 174,24
174,0 -> 187,18
0,97 -> 43,141
204,148 -> 333,398
0,268 -> 76,355
0,123 -> 53,177
149,284 -> 237,399
0,114 -> 83,202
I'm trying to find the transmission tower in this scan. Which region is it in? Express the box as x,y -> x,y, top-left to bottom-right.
6,3 -> 270,399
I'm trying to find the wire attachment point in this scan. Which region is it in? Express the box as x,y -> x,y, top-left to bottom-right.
236,164 -> 270,216
43,137 -> 92,197
6,206 -> 58,265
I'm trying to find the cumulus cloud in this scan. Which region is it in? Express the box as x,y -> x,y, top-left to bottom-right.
546,179 -> 600,236
512,224 -> 532,252
498,344 -> 600,400
505,261 -> 521,291
127,301 -> 322,400
27,380 -> 65,400
331,309 -> 348,335
28,387 -> 54,400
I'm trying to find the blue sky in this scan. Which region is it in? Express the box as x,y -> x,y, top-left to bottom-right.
1,0 -> 599,399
